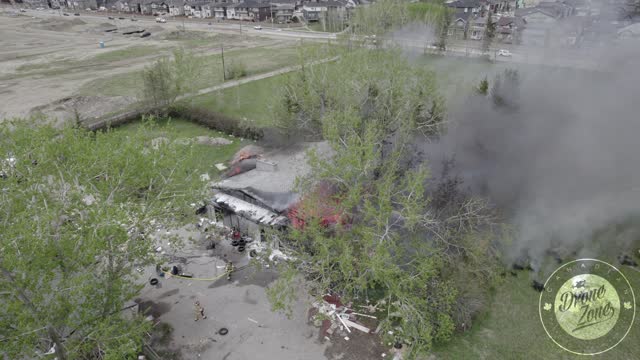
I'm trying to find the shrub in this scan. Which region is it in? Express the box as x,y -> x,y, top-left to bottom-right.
225,61 -> 247,80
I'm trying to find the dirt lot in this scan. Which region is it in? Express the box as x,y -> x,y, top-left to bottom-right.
0,9 -> 290,124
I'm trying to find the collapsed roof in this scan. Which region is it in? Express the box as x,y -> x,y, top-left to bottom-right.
213,141 -> 333,212
212,192 -> 289,226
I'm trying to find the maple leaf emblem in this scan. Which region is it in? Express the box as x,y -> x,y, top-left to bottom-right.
624,301 -> 632,310
544,303 -> 552,311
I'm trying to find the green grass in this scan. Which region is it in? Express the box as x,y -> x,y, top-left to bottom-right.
432,267 -> 640,360
116,117 -> 245,177
91,45 -> 159,63
187,74 -> 287,127
308,21 -> 346,33
76,45 -> 305,98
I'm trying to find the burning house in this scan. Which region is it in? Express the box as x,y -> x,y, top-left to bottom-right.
209,142 -> 334,244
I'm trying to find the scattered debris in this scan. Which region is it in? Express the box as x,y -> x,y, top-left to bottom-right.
218,328 -> 229,336
200,173 -> 210,182
215,163 -> 228,171
310,293 -> 377,340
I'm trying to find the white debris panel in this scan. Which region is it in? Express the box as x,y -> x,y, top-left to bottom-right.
213,192 -> 289,226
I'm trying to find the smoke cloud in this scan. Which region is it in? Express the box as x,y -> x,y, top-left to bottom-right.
422,41 -> 640,263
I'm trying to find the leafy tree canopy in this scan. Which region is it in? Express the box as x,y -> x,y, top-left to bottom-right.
0,118 -> 206,359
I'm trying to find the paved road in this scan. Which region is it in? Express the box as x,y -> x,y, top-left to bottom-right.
12,8 -> 603,70
14,8 -> 336,41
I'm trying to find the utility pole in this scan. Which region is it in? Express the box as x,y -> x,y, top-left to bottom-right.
221,42 -> 226,81
270,0 -> 274,29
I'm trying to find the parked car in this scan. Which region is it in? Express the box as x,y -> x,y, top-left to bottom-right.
155,17 -> 166,23
74,13 -> 80,16
498,49 -> 512,57
20,9 -> 27,12
131,18 -> 137,21
253,25 -> 262,30
63,12 -> 70,16
108,16 -> 114,19
118,17 -> 125,19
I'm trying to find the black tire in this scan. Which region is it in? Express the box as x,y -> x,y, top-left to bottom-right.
249,250 -> 257,258
231,240 -> 239,247
219,328 -> 229,335
150,278 -> 159,286
238,246 -> 245,252
238,239 -> 246,246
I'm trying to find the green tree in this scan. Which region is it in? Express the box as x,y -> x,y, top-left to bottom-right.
141,49 -> 200,109
269,48 -> 502,358
407,2 -> 454,50
482,11 -> 496,53
277,48 -> 446,138
491,68 -> 520,108
0,118 -> 205,359
476,77 -> 489,95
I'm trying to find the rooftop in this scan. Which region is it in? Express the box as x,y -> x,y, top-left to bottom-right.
213,141 -> 333,210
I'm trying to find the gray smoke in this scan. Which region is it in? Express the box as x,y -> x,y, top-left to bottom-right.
423,41 -> 640,262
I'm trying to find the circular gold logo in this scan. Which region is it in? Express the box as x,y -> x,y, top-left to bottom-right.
539,259 -> 635,355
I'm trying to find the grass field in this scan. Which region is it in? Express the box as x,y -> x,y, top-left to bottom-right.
432,265 -> 640,360
187,74 -> 287,127
77,45 -> 304,98
116,117 -> 245,178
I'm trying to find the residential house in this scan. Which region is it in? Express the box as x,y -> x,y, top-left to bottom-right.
213,1 -> 229,18
183,2 -> 192,15
226,3 -> 238,18
271,0 -> 298,22
487,0 -> 516,14
446,0 -> 484,15
168,0 -> 184,15
64,0 -> 97,9
274,3 -> 295,22
114,0 -> 131,11
448,9 -> 473,39
202,3 -> 213,17
231,2 -> 250,19
302,0 -> 347,22
185,2 -> 209,18
229,1 -> 270,21
247,2 -> 271,21
496,15 -> 526,42
150,0 -> 169,14
210,142 -> 332,243
515,4 -> 569,46
468,14 -> 490,39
